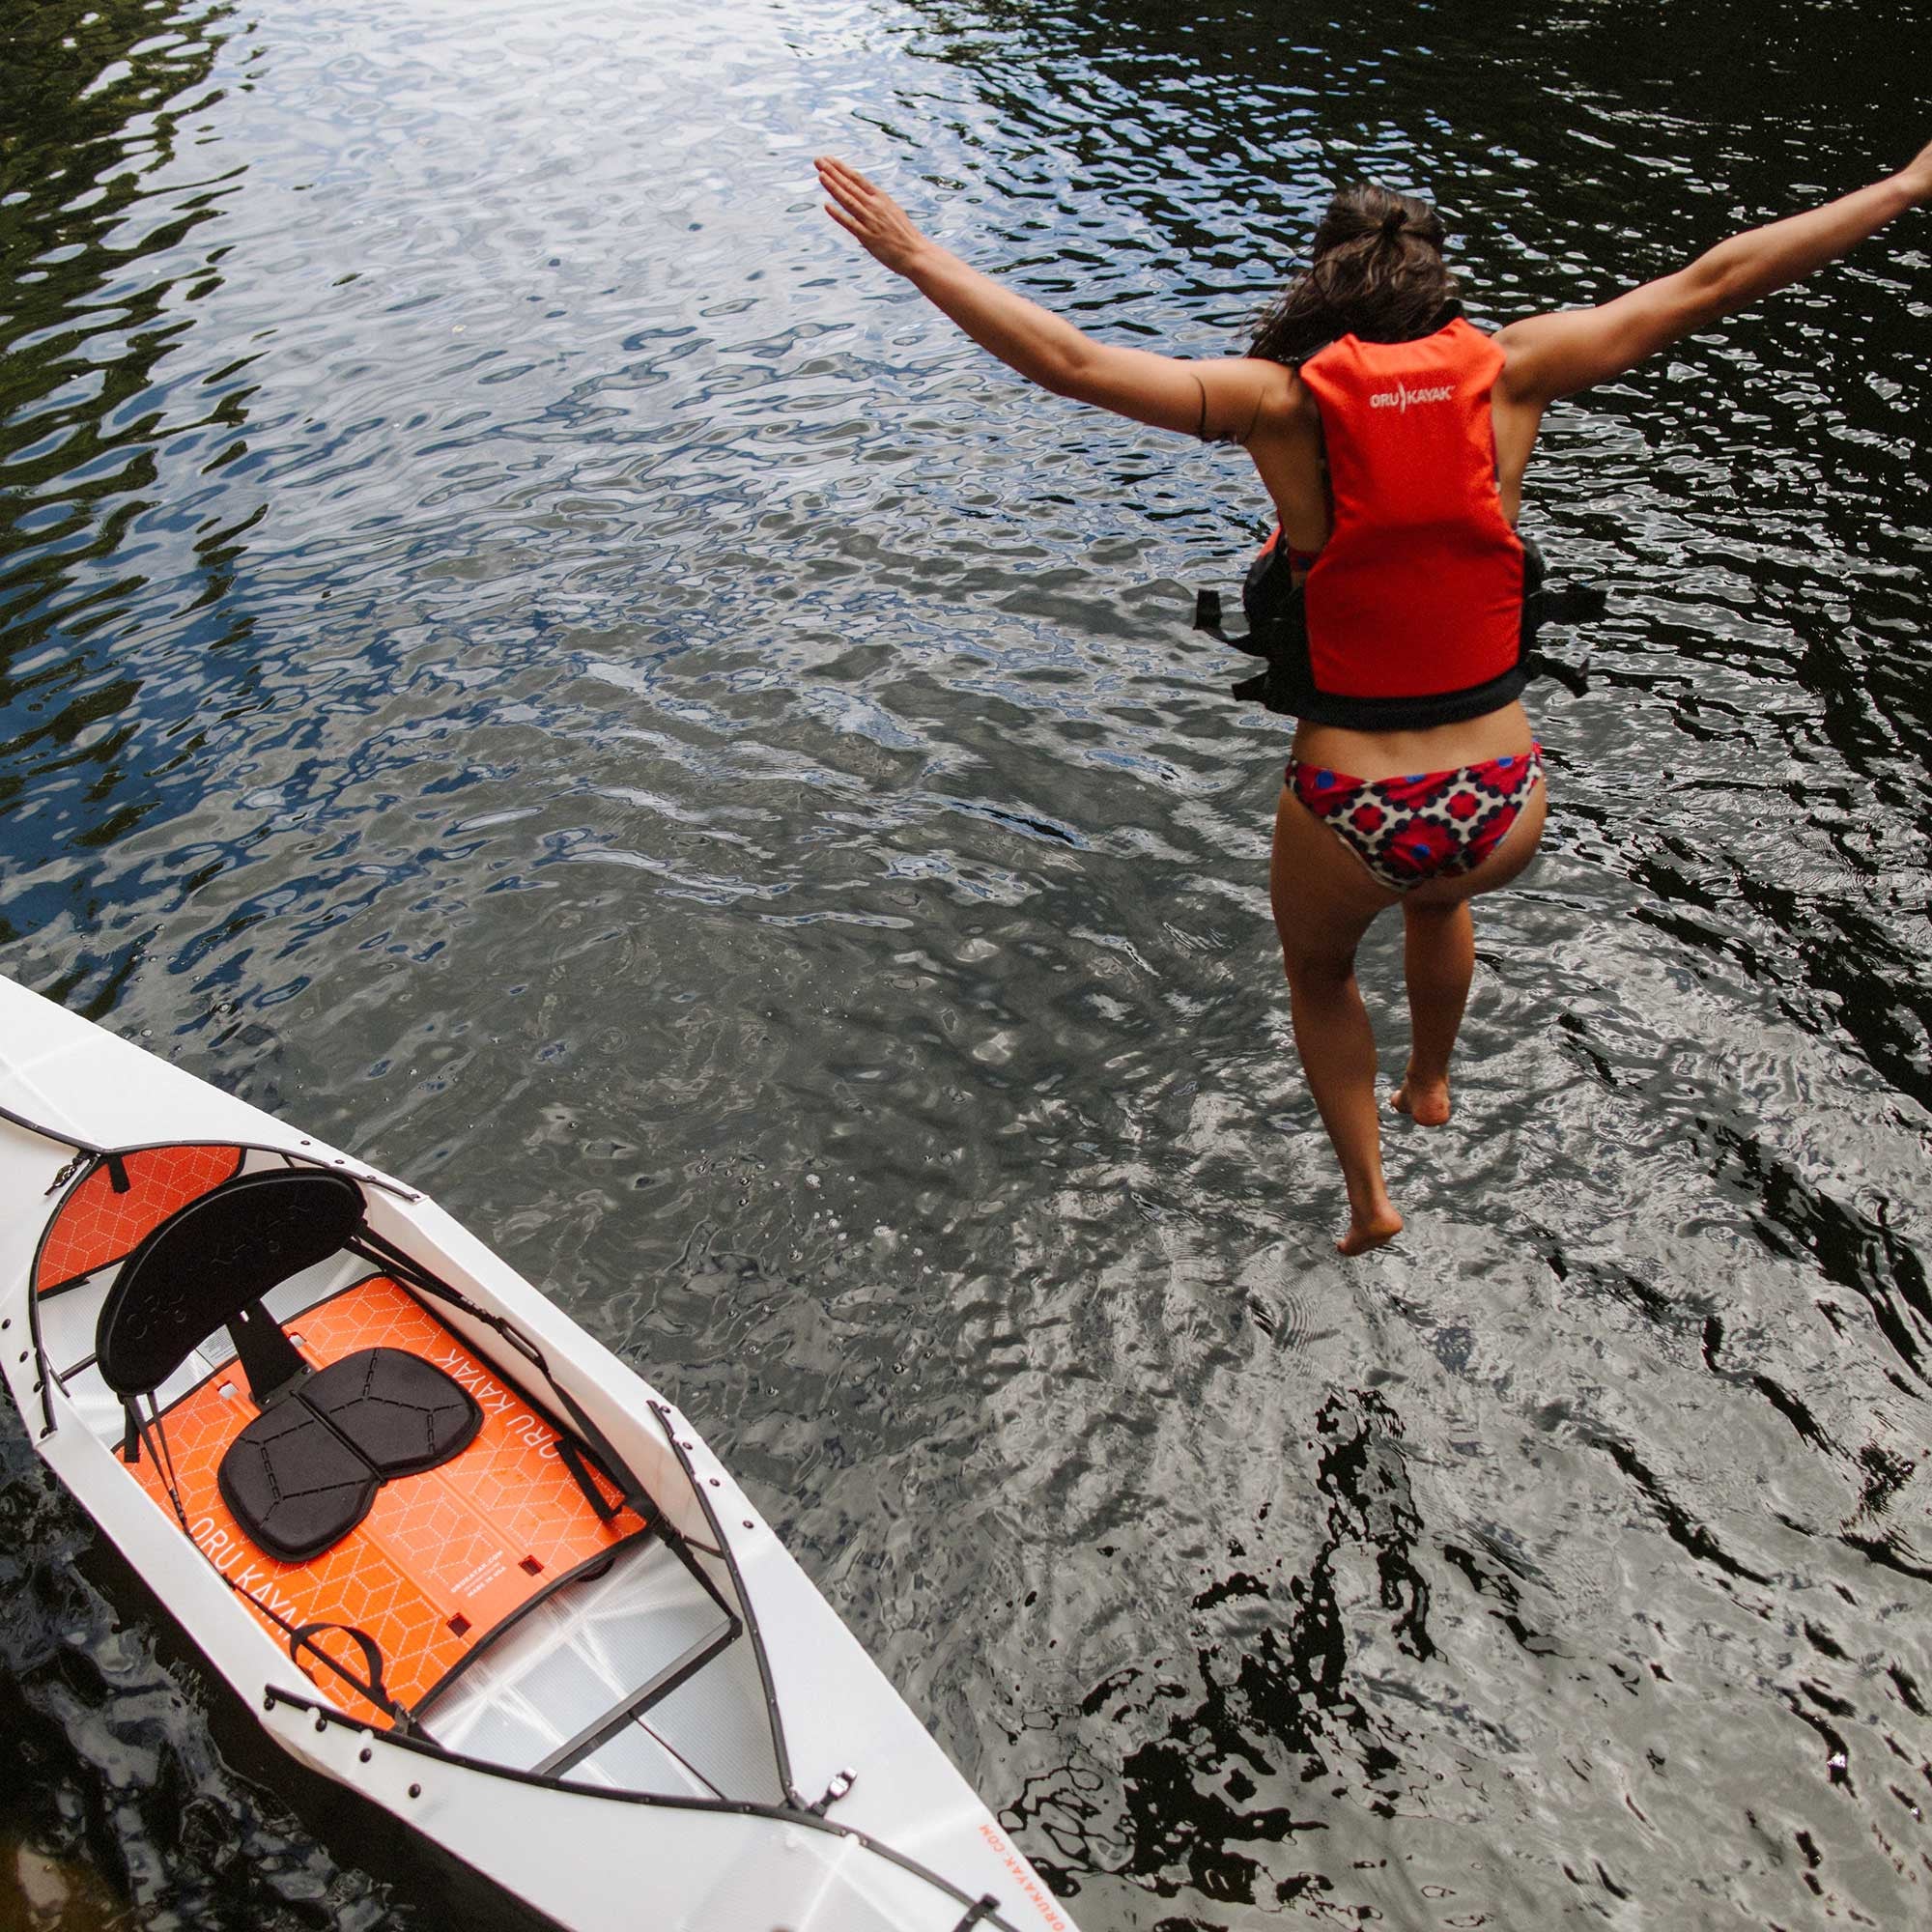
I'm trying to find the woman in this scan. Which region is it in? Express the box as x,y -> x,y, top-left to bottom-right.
816,146 -> 1931,1255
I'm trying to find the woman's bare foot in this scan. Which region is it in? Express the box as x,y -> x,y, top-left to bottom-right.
1391,1072 -> 1452,1126
1337,1202 -> 1405,1256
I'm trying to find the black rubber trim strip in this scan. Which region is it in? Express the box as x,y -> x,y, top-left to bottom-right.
647,1401 -> 801,1809
531,1615 -> 741,1779
952,1897 -> 1003,1932
26,1150 -> 107,1437
261,1686 -> 1036,1932
0,1100 -> 107,1157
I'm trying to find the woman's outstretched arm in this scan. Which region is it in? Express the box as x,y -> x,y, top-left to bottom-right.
1497,139 -> 1932,403
816,155 -> 1285,440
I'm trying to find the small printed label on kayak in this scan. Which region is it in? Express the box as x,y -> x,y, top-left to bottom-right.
977,1823 -> 1070,1930
451,1551 -> 508,1601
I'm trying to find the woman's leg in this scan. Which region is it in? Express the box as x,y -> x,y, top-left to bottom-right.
1391,776 -> 1549,1125
1269,785 -> 1403,1255
1392,901 -> 1473,1126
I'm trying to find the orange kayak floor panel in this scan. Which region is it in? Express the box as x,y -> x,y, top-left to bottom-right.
38,1145 -> 245,1295
128,1273 -> 645,1726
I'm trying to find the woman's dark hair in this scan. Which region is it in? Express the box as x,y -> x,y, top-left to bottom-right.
1250,184 -> 1458,365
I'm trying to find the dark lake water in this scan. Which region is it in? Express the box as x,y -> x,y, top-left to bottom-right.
4,0 -> 1930,1925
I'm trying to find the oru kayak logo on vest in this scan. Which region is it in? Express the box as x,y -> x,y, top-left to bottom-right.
1370,380 -> 1456,412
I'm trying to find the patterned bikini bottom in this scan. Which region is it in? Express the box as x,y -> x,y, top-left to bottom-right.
1288,745 -> 1545,895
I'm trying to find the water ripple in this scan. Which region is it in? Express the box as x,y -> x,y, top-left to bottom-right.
4,0 -> 1931,1924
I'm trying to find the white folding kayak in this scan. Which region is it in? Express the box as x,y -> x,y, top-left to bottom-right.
0,974 -> 1076,1932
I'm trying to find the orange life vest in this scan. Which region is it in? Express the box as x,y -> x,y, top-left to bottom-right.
1196,317 -> 1599,725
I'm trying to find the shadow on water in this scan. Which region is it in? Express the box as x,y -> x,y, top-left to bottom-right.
2,0 -> 1930,1926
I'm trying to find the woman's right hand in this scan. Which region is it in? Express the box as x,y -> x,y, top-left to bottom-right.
816,156 -> 933,275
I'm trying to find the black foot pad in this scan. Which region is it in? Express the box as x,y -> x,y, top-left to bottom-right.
218,1399 -> 381,1563
302,1348 -> 483,1478
216,1348 -> 483,1563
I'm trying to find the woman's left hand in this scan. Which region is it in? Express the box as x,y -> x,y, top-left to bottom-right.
816,156 -> 931,274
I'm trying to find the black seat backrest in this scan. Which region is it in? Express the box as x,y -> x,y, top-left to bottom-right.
95,1169 -> 365,1398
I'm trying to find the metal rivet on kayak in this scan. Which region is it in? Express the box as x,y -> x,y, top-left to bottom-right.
359,1747 -> 372,1763
743,1520 -> 753,1529
408,1783 -> 421,1799
263,1696 -> 274,1711
709,1478 -> 720,1487
315,1717 -> 327,1732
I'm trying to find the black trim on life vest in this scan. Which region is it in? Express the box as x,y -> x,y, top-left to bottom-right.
1194,533 -> 1601,721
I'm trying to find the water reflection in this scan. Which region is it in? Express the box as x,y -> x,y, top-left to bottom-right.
2,0 -> 258,1001
3,0 -> 1930,1925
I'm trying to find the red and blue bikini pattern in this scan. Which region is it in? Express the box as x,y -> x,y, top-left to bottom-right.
1290,746 -> 1544,893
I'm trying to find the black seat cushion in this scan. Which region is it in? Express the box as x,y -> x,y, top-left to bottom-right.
301,1348 -> 482,1478
215,1347 -> 483,1563
218,1399 -> 382,1563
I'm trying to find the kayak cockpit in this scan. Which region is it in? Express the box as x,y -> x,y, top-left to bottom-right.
31,1143 -> 783,1804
